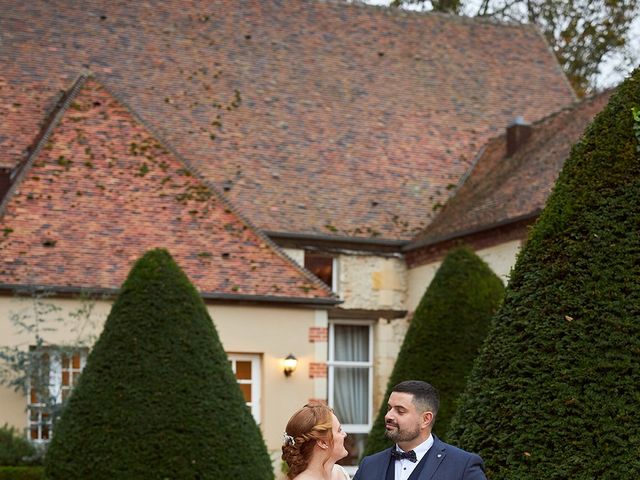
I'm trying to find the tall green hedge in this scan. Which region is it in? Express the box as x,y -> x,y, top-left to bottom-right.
44,248 -> 274,479
364,247 -> 504,456
447,70 -> 640,479
0,467 -> 43,480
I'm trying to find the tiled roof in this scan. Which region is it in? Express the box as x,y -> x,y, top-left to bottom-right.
407,91 -> 611,249
0,76 -> 335,301
0,0 -> 575,241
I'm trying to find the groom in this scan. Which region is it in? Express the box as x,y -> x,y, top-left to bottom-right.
354,381 -> 486,480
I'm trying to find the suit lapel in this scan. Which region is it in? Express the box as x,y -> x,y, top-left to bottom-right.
417,436 -> 446,480
382,447 -> 395,480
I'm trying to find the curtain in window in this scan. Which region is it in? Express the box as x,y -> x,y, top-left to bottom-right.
333,325 -> 369,425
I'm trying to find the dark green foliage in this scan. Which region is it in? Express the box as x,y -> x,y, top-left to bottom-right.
44,249 -> 273,479
0,424 -> 37,466
0,467 -> 44,480
447,69 -> 640,479
364,247 -> 504,456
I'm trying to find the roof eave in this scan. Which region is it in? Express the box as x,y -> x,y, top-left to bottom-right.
265,231 -> 409,253
404,209 -> 542,252
0,284 -> 342,308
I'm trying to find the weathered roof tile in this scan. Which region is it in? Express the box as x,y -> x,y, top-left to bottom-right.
408,91 -> 611,249
0,0 -> 575,240
0,77 -> 334,300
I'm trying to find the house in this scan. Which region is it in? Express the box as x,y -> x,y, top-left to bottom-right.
0,76 -> 339,474
0,0 -> 585,475
405,91 -> 612,310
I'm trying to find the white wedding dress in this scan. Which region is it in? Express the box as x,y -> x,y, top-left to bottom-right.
335,464 -> 351,480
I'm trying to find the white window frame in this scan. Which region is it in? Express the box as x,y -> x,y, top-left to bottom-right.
304,251 -> 339,294
327,320 -> 374,434
330,257 -> 339,293
27,347 -> 88,443
228,353 -> 262,424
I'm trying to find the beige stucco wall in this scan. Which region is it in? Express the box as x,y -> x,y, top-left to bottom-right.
210,304 -> 326,470
406,239 -> 522,312
0,296 -> 112,437
282,249 -> 411,418
281,248 -> 407,310
338,253 -> 407,310
281,248 -> 304,266
372,316 -> 410,411
271,242 -> 523,442
0,295 -> 325,475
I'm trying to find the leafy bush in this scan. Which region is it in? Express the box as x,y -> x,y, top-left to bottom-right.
364,246 -> 504,456
0,424 -> 37,467
44,248 -> 274,479
0,466 -> 44,479
447,69 -> 640,479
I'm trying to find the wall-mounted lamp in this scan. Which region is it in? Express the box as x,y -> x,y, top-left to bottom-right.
283,354 -> 298,377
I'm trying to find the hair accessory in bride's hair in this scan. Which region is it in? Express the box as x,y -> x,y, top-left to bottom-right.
283,433 -> 296,446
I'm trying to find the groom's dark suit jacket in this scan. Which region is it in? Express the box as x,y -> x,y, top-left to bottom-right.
353,435 -> 486,480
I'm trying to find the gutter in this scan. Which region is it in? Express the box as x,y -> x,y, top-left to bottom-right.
265,231 -> 409,253
0,284 -> 342,308
403,210 -> 541,252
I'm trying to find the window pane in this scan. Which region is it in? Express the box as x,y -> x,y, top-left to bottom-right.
28,346 -> 88,442
227,353 -> 261,424
334,325 -> 369,362
239,383 -> 252,402
72,353 -> 81,369
338,433 -> 367,467
236,361 -> 252,380
304,253 -> 333,288
333,366 -> 368,425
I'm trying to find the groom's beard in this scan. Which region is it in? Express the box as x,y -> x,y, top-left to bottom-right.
384,421 -> 420,444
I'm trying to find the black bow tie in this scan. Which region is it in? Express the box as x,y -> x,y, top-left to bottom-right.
391,449 -> 417,463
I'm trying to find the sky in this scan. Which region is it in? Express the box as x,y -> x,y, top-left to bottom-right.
359,0 -> 640,91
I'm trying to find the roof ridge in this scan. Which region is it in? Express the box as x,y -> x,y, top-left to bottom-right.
320,0 -> 532,28
0,73 -> 90,217
404,143 -> 486,249
527,25 -> 577,102
91,74 -> 337,299
407,90 -> 612,248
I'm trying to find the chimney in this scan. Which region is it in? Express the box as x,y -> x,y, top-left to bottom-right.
506,116 -> 532,157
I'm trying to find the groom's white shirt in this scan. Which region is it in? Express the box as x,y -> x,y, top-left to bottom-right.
394,434 -> 434,480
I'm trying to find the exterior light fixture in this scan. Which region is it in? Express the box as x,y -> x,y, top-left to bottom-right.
283,354 -> 298,377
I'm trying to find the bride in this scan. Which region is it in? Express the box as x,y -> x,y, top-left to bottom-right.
282,403 -> 351,480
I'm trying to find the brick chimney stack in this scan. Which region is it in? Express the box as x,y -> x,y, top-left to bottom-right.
0,168 -> 13,203
506,116 -> 532,157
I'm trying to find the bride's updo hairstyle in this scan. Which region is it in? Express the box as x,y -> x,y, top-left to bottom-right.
282,403 -> 334,479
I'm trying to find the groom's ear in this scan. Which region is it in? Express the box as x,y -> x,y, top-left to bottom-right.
422,411 -> 434,429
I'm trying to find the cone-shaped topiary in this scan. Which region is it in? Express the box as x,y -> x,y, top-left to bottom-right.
447,70 -> 640,479
363,246 -> 504,456
44,248 -> 274,479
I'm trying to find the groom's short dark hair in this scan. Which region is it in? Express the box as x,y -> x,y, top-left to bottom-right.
392,380 -> 440,418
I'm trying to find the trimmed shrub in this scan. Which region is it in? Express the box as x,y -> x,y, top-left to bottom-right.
0,467 -> 44,480
364,247 -> 504,456
447,70 -> 640,479
0,424 -> 37,467
44,248 -> 274,479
